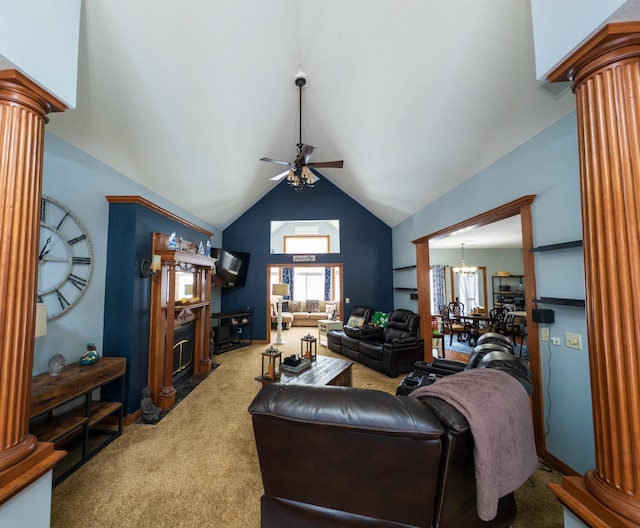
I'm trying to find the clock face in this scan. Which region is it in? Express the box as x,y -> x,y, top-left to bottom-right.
38,196 -> 94,319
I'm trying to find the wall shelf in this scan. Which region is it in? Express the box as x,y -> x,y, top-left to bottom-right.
534,297 -> 585,307
530,240 -> 583,252
393,265 -> 417,271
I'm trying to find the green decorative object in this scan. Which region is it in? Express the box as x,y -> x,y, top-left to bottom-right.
80,342 -> 100,366
371,311 -> 389,328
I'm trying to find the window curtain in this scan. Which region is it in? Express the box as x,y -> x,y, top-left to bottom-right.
324,267 -> 331,300
432,265 -> 446,313
282,267 -> 293,300
458,274 -> 479,313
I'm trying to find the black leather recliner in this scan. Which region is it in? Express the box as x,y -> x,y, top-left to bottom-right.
249,382 -> 519,528
327,307 -> 424,377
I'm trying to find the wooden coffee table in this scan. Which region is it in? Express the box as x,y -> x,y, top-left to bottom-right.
279,355 -> 353,387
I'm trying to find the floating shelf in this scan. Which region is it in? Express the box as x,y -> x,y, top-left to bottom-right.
534,297 -> 585,307
530,240 -> 583,252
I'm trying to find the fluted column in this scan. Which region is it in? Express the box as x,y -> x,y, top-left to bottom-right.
0,70 -> 65,502
548,23 -> 640,525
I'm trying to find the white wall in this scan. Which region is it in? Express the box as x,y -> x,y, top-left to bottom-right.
0,0 -> 81,107
530,0 -> 629,79
392,112 -> 595,475
0,472 -> 53,528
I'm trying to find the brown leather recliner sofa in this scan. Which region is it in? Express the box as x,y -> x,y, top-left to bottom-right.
326,306 -> 424,377
249,381 -> 520,528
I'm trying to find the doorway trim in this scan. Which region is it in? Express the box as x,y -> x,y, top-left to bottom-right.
266,263 -> 344,342
412,195 -> 545,456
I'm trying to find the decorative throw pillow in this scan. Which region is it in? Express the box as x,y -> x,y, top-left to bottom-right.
291,301 -> 302,312
371,311 -> 389,328
306,299 -> 320,313
346,315 -> 365,328
281,301 -> 290,312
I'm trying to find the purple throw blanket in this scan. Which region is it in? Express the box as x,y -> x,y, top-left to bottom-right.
410,369 -> 538,521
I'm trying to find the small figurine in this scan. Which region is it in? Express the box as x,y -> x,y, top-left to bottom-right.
80,342 -> 100,365
168,232 -> 178,249
199,241 -> 205,255
48,353 -> 66,376
141,387 -> 162,423
206,240 -> 211,254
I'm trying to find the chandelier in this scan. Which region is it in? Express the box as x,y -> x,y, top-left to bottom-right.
452,243 -> 478,276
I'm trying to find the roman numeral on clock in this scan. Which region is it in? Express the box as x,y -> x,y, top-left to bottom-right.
68,274 -> 88,290
55,289 -> 70,309
56,212 -> 69,230
73,257 -> 92,265
68,234 -> 87,245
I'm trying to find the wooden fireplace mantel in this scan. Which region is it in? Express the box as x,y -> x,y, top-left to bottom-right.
148,232 -> 216,409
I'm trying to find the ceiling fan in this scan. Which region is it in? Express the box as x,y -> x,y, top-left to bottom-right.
260,75 -> 344,190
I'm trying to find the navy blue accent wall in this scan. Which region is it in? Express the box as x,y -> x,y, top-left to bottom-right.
221,177 -> 393,340
103,202 -> 209,415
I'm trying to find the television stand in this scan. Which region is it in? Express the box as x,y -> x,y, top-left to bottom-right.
211,311 -> 253,354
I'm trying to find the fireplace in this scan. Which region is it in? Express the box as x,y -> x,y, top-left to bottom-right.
173,321 -> 195,386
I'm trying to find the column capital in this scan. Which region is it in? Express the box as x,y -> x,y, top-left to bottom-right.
0,69 -> 66,115
549,22 -> 640,86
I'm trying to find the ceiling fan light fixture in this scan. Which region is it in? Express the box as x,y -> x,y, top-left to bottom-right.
260,73 -> 344,191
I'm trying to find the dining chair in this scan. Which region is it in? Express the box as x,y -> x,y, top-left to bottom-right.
439,304 -> 468,346
489,307 -> 524,355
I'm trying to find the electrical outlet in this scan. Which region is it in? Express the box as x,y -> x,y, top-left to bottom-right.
540,327 -> 550,342
551,337 -> 561,346
345,297 -> 350,304
565,332 -> 583,350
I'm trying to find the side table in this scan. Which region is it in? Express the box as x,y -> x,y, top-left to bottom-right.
318,319 -> 343,347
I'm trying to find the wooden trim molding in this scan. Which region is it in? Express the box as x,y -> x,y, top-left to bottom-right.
106,195 -> 214,237
412,196 -> 544,457
546,22 -> 640,525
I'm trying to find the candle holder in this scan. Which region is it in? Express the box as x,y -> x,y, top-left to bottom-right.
260,346 -> 282,382
301,334 -> 317,361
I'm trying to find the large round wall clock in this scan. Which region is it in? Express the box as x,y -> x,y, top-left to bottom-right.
37,196 -> 94,320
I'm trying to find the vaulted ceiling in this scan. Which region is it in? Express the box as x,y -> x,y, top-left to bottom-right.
47,0 -> 575,230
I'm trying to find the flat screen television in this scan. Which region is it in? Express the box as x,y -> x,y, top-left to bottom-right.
211,248 -> 250,287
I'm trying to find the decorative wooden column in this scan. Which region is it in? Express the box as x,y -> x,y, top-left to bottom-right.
548,22 -> 640,526
0,70 -> 66,503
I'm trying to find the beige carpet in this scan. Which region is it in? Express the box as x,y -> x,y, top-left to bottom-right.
51,327 -> 562,527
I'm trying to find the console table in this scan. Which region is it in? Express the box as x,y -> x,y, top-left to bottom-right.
211,311 -> 253,354
29,357 -> 126,484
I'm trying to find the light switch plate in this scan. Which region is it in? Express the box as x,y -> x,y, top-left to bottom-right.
540,327 -> 550,342
565,332 -> 583,350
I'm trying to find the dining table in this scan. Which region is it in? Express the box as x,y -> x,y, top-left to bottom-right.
452,313 -> 493,347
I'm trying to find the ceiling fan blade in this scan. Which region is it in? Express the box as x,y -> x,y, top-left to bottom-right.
260,157 -> 294,167
307,160 -> 344,169
299,144 -> 316,164
270,169 -> 291,181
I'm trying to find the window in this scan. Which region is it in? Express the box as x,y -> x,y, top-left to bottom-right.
292,267 -> 325,300
284,236 -> 329,254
